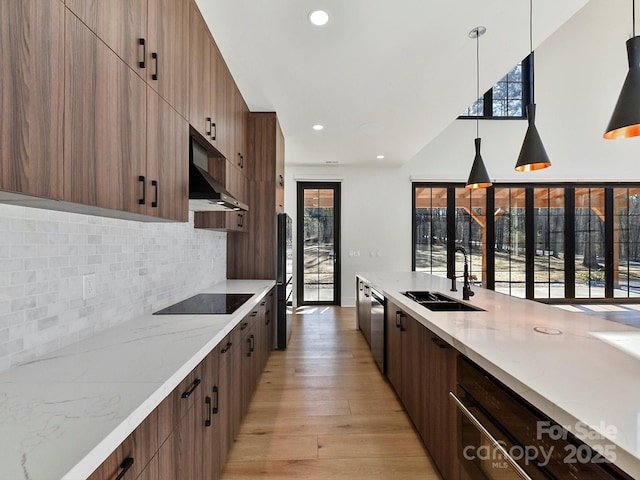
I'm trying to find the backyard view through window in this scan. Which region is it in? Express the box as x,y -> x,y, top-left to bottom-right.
297,183 -> 340,304
414,184 -> 640,300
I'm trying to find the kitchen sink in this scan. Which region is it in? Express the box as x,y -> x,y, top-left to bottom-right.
403,291 -> 485,312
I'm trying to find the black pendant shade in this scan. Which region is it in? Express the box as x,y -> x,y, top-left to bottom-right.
466,138 -> 492,189
515,104 -> 551,171
604,36 -> 640,139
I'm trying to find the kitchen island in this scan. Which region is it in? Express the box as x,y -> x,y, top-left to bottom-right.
357,271 -> 640,479
0,279 -> 274,480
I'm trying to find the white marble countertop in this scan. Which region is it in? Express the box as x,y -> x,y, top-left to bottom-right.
0,279 -> 275,480
357,271 -> 640,478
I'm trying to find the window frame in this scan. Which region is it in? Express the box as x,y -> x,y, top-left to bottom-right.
458,54 -> 533,120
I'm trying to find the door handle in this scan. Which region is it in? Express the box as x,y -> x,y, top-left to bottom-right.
151,52 -> 159,80
204,396 -> 212,427
138,38 -> 146,68
181,378 -> 201,398
151,180 -> 158,208
115,458 -> 134,480
212,386 -> 219,414
138,176 -> 146,205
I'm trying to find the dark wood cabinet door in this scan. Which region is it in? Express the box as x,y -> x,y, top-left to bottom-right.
423,329 -> 459,480
147,0 -> 189,117
213,48 -> 233,159
64,12 -> 147,214
65,0 -> 146,75
88,409 -> 158,480
385,301 -> 403,396
402,315 -> 424,433
201,349 -> 220,480
229,324 -> 243,440
146,88 -> 188,221
0,0 -> 64,199
216,333 -> 233,467
158,403 -> 201,480
188,2 -> 214,141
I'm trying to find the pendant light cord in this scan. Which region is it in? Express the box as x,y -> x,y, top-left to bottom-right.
476,29 -> 480,139
530,0 -> 535,104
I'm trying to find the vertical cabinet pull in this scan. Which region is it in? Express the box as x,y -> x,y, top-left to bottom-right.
152,52 -> 159,80
279,174 -> 284,187
211,122 -> 217,141
204,396 -> 212,427
237,153 -> 242,167
181,378 -> 201,398
138,176 -> 146,205
205,117 -> 212,136
138,39 -> 146,68
250,335 -> 255,354
237,214 -> 243,228
265,310 -> 271,325
212,386 -> 219,414
246,337 -> 252,357
115,457 -> 134,480
151,180 -> 158,208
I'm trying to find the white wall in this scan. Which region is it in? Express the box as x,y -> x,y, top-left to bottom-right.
285,0 -> 640,306
0,205 -> 226,372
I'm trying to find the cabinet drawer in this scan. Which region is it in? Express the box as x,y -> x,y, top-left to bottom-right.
88,409 -> 158,480
157,363 -> 203,446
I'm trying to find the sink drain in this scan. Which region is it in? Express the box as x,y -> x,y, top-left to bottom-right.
534,326 -> 563,335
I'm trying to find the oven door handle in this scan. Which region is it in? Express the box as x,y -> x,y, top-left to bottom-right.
449,392 -> 533,480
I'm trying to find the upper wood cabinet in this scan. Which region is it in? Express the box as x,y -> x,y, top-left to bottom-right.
146,88 -> 189,222
66,0 -> 189,118
0,0 -> 64,199
64,11 -> 187,222
188,2 -> 214,144
64,0 -> 147,76
64,12 -> 148,216
148,0 -> 190,118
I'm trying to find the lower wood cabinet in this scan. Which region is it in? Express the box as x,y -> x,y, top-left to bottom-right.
385,299 -> 460,480
90,292 -> 274,480
87,410 -> 158,480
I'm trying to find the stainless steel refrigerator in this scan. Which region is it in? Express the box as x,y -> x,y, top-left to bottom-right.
276,213 -> 293,349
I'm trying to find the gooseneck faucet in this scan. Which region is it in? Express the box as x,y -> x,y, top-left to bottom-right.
451,246 -> 474,301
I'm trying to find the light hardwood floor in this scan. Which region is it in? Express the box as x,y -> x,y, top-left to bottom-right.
220,306 -> 442,479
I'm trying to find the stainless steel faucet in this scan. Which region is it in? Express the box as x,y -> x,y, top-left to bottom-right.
451,246 -> 474,301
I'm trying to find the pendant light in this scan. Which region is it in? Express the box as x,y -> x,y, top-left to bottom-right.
604,0 -> 640,139
466,26 -> 492,189
515,0 -> 551,171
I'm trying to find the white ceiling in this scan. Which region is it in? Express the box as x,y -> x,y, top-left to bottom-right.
196,0 -> 591,167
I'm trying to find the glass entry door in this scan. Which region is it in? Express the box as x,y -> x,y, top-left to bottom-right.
297,182 -> 341,305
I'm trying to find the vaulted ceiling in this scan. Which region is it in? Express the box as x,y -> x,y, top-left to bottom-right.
196,0 -> 591,166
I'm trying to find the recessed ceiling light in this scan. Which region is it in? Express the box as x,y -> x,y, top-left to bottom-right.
312,124 -> 324,131
376,155 -> 385,160
308,10 -> 329,26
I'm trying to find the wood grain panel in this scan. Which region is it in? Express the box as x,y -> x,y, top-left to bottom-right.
0,0 -> 64,199
146,88 -> 188,221
88,409 -> 158,480
64,13 -> 147,213
147,0 -> 189,117
188,2 -> 212,139
65,0 -> 146,75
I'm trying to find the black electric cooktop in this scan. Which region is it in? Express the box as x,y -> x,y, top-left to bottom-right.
153,293 -> 253,315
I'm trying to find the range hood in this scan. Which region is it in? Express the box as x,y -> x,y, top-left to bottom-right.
189,138 -> 248,212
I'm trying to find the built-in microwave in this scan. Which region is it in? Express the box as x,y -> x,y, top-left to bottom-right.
452,357 -> 633,480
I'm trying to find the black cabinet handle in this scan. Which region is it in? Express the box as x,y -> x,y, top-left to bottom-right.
181,378 -> 201,398
279,174 -> 284,187
151,180 -> 158,208
395,311 -> 401,329
138,38 -> 146,68
152,52 -> 159,80
399,313 -> 406,332
246,336 -> 252,357
250,311 -> 258,317
212,386 -> 219,414
204,396 -> 212,427
237,153 -> 242,167
237,214 -> 243,228
211,122 -> 217,141
115,457 -> 134,480
221,342 -> 232,353
359,281 -> 363,292
240,322 -> 249,330
431,337 -> 447,349
250,334 -> 255,353
138,175 -> 146,205
241,154 -> 244,169
265,310 -> 271,325
260,301 -> 266,307
206,117 -> 212,136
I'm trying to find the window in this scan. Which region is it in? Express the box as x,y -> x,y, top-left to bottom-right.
412,183 -> 640,302
459,55 -> 532,119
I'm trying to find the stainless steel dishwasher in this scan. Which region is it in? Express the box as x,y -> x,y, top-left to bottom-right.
370,288 -> 386,374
